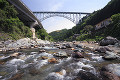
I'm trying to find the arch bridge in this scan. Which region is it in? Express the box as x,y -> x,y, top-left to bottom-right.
33,11 -> 91,24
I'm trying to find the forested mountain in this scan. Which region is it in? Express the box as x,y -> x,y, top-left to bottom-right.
49,0 -> 120,41
0,0 -> 51,41
0,0 -> 32,40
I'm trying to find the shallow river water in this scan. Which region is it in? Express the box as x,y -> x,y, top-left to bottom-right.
0,44 -> 120,80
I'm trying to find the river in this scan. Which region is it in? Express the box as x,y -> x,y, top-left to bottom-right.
0,43 -> 120,80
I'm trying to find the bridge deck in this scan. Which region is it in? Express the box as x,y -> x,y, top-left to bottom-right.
33,11 -> 91,14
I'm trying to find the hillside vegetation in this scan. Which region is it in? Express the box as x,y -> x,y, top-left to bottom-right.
0,0 -> 52,41
49,0 -> 120,41
0,0 -> 32,40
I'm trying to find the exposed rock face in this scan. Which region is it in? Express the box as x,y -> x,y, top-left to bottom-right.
99,36 -> 118,46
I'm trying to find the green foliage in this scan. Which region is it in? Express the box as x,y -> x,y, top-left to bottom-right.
50,0 -> 120,41
36,28 -> 53,41
0,0 -> 32,40
104,13 -> 120,39
49,29 -> 70,41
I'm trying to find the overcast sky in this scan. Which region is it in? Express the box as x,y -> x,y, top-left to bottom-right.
21,0 -> 111,33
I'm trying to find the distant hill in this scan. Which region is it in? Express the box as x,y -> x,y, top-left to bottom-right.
49,0 -> 120,41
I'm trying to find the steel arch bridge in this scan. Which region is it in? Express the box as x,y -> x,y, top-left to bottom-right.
33,11 -> 91,24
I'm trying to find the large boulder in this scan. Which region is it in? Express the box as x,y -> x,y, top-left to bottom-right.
95,46 -> 112,53
6,38 -> 37,49
75,71 -> 100,80
10,52 -> 21,57
72,50 -> 84,58
53,51 -> 68,58
103,51 -> 118,60
107,64 -> 120,77
59,46 -> 66,49
76,44 -> 82,48
100,66 -> 120,80
0,41 -> 4,48
39,49 -> 46,53
99,36 -> 118,46
63,43 -> 72,48
48,58 -> 57,63
8,73 -> 23,80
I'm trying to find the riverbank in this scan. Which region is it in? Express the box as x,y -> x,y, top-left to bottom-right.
0,37 -> 120,80
0,38 -> 50,52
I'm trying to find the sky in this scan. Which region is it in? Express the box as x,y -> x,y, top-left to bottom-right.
21,0 -> 111,33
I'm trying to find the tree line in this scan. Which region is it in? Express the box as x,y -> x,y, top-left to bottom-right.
49,0 -> 120,41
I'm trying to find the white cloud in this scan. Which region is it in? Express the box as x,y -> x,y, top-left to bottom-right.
49,3 -> 63,11
42,17 -> 75,33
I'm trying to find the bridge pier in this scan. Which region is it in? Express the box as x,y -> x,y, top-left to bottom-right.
30,28 -> 36,39
30,21 -> 39,39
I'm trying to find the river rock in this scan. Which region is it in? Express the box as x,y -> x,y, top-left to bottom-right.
4,40 -> 14,46
72,50 -> 84,58
99,36 -> 119,46
8,73 -> 23,80
63,43 -> 72,48
10,53 -> 21,57
55,69 -> 66,76
6,38 -> 37,49
41,56 -> 49,60
53,51 -> 68,58
39,49 -> 46,53
100,66 -> 120,80
54,44 -> 60,46
0,56 -> 13,64
75,71 -> 100,80
59,46 -> 66,49
71,48 -> 75,50
0,43 -> 4,48
107,64 -> 120,77
103,51 -> 118,60
48,58 -> 57,63
76,44 -> 82,48
95,46 -> 112,53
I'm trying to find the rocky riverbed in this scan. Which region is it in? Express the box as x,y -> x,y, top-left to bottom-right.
0,36 -> 120,80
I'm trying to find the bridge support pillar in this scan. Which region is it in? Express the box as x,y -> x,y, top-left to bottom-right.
30,28 -> 36,39
30,21 -> 39,39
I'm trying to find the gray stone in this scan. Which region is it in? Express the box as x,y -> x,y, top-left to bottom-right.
53,51 -> 68,58
100,36 -> 119,46
95,46 -> 112,53
72,50 -> 84,58
100,66 -> 120,80
75,71 -> 100,80
103,51 -> 118,60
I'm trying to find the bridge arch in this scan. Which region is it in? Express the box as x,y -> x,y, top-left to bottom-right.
33,12 -> 91,24
39,14 -> 78,24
